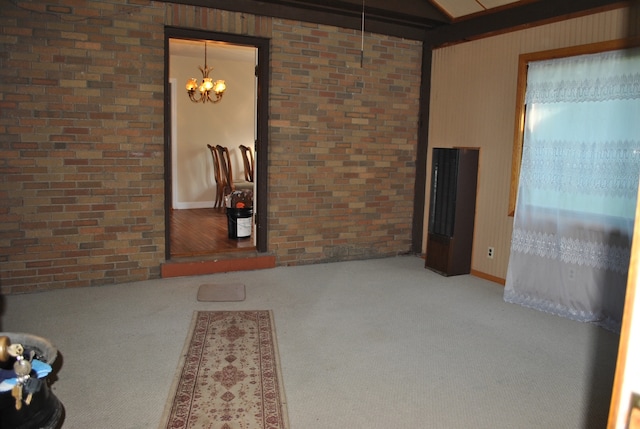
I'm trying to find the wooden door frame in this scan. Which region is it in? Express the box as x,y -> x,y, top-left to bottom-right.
164,27 -> 270,258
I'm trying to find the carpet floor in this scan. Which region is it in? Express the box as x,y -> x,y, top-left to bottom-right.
0,256 -> 621,428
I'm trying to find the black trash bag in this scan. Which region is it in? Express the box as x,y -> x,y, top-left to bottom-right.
228,190 -> 253,209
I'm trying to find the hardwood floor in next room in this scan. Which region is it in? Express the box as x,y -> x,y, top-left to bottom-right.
169,208 -> 255,258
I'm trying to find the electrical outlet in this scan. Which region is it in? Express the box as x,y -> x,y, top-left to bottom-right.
487,247 -> 494,259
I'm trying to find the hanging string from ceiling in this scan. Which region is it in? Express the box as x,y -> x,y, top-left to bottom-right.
361,0 -> 365,67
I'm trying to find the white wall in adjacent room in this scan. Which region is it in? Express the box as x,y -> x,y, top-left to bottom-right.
170,42 -> 256,208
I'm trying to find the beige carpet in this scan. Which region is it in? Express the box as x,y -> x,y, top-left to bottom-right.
159,310 -> 289,429
1,256 -> 620,428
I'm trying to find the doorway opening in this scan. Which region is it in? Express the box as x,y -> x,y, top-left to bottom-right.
164,28 -> 269,260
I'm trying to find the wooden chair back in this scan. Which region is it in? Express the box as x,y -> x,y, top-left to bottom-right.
239,144 -> 254,182
216,145 -> 253,203
207,144 -> 225,208
216,145 -> 234,193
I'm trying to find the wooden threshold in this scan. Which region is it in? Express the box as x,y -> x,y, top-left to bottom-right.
161,253 -> 276,278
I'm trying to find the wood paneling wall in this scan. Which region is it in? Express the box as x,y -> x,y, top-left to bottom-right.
426,6 -> 633,282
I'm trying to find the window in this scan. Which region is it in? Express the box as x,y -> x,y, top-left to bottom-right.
508,39 -> 640,216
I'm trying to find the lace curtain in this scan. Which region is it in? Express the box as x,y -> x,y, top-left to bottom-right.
504,47 -> 640,332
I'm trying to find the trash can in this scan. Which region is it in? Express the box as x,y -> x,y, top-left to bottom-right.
0,333 -> 63,429
225,190 -> 253,240
226,207 -> 253,239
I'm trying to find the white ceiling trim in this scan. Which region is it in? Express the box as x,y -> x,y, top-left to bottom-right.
431,0 -> 528,19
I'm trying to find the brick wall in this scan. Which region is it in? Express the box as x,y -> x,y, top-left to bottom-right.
1,0 -> 167,293
269,21 -> 421,265
0,1 -> 422,293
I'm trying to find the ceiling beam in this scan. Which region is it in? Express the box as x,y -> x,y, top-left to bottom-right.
424,0 -> 631,48
163,0 -> 448,40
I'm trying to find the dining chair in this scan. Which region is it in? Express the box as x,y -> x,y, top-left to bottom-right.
239,144 -> 254,182
207,144 -> 225,208
216,145 -> 253,200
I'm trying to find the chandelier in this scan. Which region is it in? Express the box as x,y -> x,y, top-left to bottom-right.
185,41 -> 226,103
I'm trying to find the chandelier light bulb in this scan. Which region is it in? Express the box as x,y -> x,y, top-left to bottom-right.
214,80 -> 226,94
186,78 -> 198,92
202,78 -> 214,91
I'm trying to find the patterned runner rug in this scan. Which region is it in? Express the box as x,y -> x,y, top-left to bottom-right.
160,311 -> 289,429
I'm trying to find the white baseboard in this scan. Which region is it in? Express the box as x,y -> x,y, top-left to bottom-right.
173,201 -> 215,210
